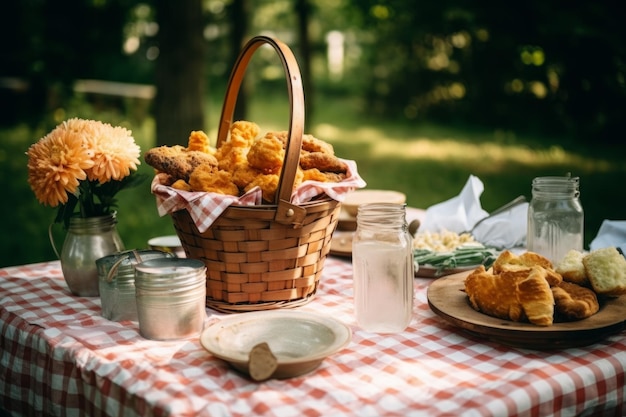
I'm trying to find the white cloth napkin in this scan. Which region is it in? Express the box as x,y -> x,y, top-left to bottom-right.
589,220 -> 626,250
471,203 -> 528,249
419,175 -> 528,248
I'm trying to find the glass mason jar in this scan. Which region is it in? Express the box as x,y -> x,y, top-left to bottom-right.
52,213 -> 125,297
527,176 -> 584,264
352,203 -> 414,333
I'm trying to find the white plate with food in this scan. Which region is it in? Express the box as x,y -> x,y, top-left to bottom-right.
200,310 -> 352,380
413,230 -> 499,278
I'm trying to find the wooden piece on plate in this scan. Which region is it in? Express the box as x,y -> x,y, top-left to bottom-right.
249,342 -> 278,381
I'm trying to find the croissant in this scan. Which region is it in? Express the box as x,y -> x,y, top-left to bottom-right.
493,250 -> 562,286
465,265 -> 555,326
551,281 -> 599,320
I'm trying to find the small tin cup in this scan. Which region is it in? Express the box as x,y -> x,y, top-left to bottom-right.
97,249 -> 175,322
134,258 -> 207,341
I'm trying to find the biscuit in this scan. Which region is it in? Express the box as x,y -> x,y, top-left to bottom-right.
583,247 -> 626,296
555,249 -> 588,286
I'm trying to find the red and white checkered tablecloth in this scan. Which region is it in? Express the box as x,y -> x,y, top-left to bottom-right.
1,258 -> 625,417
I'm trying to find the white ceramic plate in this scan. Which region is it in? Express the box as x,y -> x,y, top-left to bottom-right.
147,235 -> 185,257
199,310 -> 352,379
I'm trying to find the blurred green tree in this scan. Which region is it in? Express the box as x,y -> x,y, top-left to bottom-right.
154,0 -> 206,145
351,0 -> 626,143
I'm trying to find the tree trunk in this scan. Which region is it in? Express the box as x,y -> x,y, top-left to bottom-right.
295,0 -> 313,122
154,0 -> 205,146
230,0 -> 249,122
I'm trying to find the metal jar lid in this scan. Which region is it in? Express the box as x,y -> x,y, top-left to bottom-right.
134,258 -> 206,290
97,249 -> 175,287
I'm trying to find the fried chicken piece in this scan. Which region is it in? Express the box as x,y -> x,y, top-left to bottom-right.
144,145 -> 218,181
299,151 -> 348,174
230,163 -> 262,189
215,121 -> 259,172
215,140 -> 249,172
187,130 -> 215,154
302,168 -> 346,183
171,179 -> 192,191
244,174 -> 280,203
247,133 -> 285,174
267,130 -> 289,147
302,134 -> 334,154
230,121 -> 260,146
188,165 -> 239,196
266,131 -> 334,155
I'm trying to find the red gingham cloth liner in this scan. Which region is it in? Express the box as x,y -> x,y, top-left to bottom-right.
150,158 -> 366,232
1,259 -> 626,417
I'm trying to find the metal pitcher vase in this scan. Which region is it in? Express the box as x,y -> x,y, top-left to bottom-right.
50,212 -> 125,297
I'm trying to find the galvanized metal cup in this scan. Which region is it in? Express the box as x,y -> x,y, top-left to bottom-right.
134,258 -> 207,340
97,249 -> 175,322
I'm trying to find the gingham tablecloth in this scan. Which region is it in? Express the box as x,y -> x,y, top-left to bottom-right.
1,258 -> 625,417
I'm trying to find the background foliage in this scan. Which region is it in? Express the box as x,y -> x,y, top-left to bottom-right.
1,0 -> 625,267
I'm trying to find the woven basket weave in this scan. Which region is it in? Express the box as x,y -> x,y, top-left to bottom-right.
171,36 -> 341,313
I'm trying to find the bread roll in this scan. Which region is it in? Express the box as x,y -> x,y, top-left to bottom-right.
555,249 -> 588,286
583,247 -> 626,296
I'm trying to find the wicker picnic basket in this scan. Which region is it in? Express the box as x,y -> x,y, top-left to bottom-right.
171,36 -> 342,313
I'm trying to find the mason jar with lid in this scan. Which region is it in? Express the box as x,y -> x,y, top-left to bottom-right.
352,203 -> 414,333
527,176 -> 584,264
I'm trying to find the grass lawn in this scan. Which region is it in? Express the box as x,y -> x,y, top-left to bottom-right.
2,92 -> 625,267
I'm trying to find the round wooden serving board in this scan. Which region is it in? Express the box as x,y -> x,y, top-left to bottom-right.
427,271 -> 626,350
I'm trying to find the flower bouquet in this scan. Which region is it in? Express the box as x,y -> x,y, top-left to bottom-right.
26,118 -> 144,296
26,118 -> 144,227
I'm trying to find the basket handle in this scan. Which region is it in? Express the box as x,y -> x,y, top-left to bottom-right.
217,35 -> 307,227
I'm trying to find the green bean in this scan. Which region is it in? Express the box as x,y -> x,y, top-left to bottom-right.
413,245 -> 498,274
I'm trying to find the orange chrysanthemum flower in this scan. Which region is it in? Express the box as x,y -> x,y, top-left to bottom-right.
26,118 -> 143,223
26,123 -> 95,207
86,123 -> 141,183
